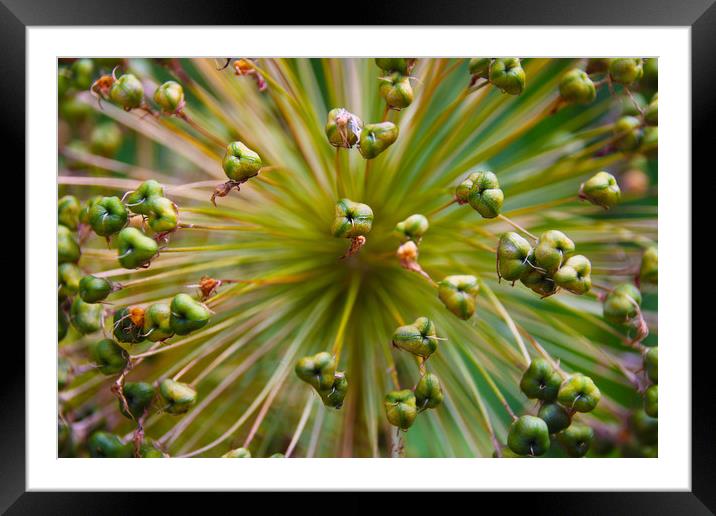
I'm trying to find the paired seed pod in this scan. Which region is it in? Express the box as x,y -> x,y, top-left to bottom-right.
120,381 -> 156,419
223,448 -> 252,458
143,303 -> 175,341
415,373 -> 444,410
559,68 -> 596,105
319,371 -> 348,409
557,373 -> 601,413
331,199 -> 374,238
465,171 -> 504,219
154,80 -> 185,114
79,275 -> 113,303
609,58 -> 644,86
392,317 -> 439,359
58,225 -> 81,264
159,378 -> 197,415
393,214 -> 429,244
146,197 -> 179,233
379,72 -> 414,110
70,298 -> 104,335
125,180 -> 165,215
497,232 -> 533,282
437,275 -> 480,320
170,293 -> 211,335
375,58 -> 414,75
295,352 -> 337,391
519,358 -> 562,402
384,389 -> 417,430
557,423 -> 594,457
325,108 -> 363,148
640,246 -> 658,285
58,195 -> 81,230
507,415 -> 550,456
109,73 -> 145,110
358,121 -> 399,159
534,230 -> 575,273
489,58 -> 526,95
117,227 -> 158,269
90,338 -> 128,375
553,255 -> 592,295
579,171 -> 621,209
89,196 -> 129,237
222,141 -> 263,182
603,283 -> 642,324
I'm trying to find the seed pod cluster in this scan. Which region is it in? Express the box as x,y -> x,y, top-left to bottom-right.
295,352 -> 348,409
468,58 -> 526,95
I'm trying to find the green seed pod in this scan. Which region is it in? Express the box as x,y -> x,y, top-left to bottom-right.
437,275 -> 480,320
154,80 -> 185,114
553,255 -> 592,295
519,358 -> 562,402
358,121 -> 399,159
497,232 -> 532,282
538,402 -> 571,434
79,275 -> 113,303
468,58 -> 492,78
557,373 -> 601,413
520,267 -> 558,297
58,356 -> 72,390
375,58 -> 412,75
642,58 -> 658,89
138,441 -> 165,458
640,246 -> 658,285
58,263 -> 83,297
89,122 -> 123,157
325,108 -> 363,148
90,338 -> 128,375
58,308 -> 69,341
89,196 -> 129,237
603,283 -> 642,324
146,197 -> 179,233
170,293 -> 211,335
70,297 -> 103,335
109,73 -> 145,110
59,96 -> 93,123
609,58 -> 644,86
644,347 -> 658,384
79,196 -> 103,225
58,195 -> 81,230
58,225 -> 81,264
384,389 -> 417,430
644,93 -> 658,126
331,199 -> 374,238
87,431 -> 132,458
534,230 -> 575,273
613,115 -> 643,152
125,180 -> 165,215
159,378 -> 197,415
557,424 -> 594,457
223,447 -> 252,458
143,303 -> 175,341
70,58 -> 95,90
559,68 -> 596,104
415,373 -> 443,410
319,371 -> 348,409
392,317 -> 439,358
393,214 -> 429,243
222,141 -> 263,182
579,171 -> 621,209
295,352 -> 337,391
120,382 -> 156,419
640,126 -> 658,157
629,409 -> 658,445
644,384 -> 658,418
113,307 -> 145,344
489,58 -> 526,95
379,72 -> 413,109
455,172 -> 479,204
466,171 -> 504,219
507,415 -> 550,457
116,227 -> 158,269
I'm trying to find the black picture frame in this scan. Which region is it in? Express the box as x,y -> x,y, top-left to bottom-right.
6,0 -> 712,512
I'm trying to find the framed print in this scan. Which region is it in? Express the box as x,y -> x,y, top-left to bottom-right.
5,0 -> 713,512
